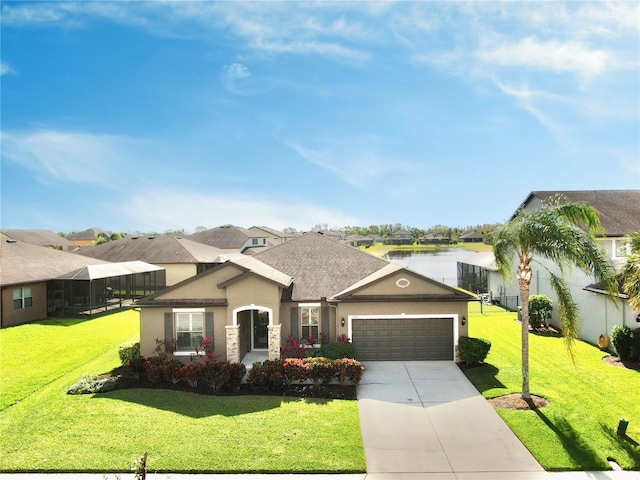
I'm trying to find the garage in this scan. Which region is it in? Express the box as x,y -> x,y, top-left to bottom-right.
351,316 -> 454,361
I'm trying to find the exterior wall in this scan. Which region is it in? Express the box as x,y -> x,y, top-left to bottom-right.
156,263 -> 198,286
353,271 -> 454,297
1,282 -> 48,328
226,277 -> 282,321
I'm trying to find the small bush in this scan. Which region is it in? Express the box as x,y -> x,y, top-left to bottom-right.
178,362 -> 202,388
335,358 -> 364,385
306,357 -> 337,385
528,294 -> 552,329
280,335 -> 307,359
68,374 -> 117,395
283,357 -> 311,385
458,336 -> 492,366
612,325 -> 634,361
632,329 -> 640,361
119,342 -> 142,366
248,360 -> 283,393
312,342 -> 358,360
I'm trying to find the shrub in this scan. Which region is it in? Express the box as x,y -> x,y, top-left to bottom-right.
142,357 -> 163,384
199,361 -> 232,393
528,294 -> 552,329
632,329 -> 640,361
161,358 -> 184,385
280,335 -> 307,359
68,374 -> 117,395
306,357 -> 337,385
458,336 -> 492,366
335,358 -> 364,385
312,342 -> 358,360
178,362 -> 202,388
222,362 -> 247,393
283,357 -> 311,385
248,360 -> 284,393
119,342 -> 142,366
612,325 -> 634,361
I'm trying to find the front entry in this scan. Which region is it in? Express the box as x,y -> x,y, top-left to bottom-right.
252,310 -> 269,349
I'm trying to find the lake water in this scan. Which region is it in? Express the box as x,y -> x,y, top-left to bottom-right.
384,248 -> 481,287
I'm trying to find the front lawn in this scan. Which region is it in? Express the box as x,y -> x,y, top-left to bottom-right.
0,312 -> 365,473
466,302 -> 640,470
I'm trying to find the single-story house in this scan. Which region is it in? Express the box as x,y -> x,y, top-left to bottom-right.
75,235 -> 240,286
1,240 -> 165,327
345,234 -> 375,248
491,190 -> 640,346
1,229 -> 77,251
384,230 -> 414,245
249,226 -> 297,244
459,231 -> 484,243
66,227 -> 109,247
137,233 -> 474,363
419,233 -> 450,245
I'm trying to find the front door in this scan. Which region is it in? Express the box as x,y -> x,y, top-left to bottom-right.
252,310 -> 269,350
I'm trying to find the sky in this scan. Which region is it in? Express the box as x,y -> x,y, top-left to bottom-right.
1,1 -> 639,234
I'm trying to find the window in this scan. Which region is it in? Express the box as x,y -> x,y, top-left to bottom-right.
300,305 -> 320,340
175,311 -> 204,352
13,287 -> 33,310
613,239 -> 631,259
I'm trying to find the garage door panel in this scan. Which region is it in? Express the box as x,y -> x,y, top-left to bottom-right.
352,317 -> 453,361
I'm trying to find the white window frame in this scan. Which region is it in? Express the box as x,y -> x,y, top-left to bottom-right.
13,286 -> 33,310
173,308 -> 205,353
299,303 -> 321,341
612,238 -> 631,259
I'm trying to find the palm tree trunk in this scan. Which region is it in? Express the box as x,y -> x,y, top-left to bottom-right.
517,254 -> 532,401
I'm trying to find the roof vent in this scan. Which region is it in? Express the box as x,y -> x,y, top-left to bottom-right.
148,236 -> 155,240
6,239 -> 17,244
132,236 -> 139,240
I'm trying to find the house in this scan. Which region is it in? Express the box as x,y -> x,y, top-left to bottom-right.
66,228 -> 109,247
189,225 -> 269,254
249,226 -> 297,244
490,190 -> 640,346
137,233 -> 473,363
316,230 -> 345,241
419,232 -> 450,245
459,231 -> 484,243
384,230 -> 414,245
75,234 -> 240,286
0,240 -> 165,327
345,234 -> 375,248
1,229 -> 77,251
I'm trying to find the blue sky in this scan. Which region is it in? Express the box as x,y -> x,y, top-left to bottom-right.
1,1 -> 638,234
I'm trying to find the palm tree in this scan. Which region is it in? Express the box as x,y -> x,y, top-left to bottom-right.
621,233 -> 640,312
492,196 -> 619,401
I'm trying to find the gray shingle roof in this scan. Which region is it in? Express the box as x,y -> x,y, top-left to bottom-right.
1,229 -> 76,250
188,225 -> 261,249
519,190 -> 640,237
66,227 -> 108,241
1,240 -> 109,286
255,232 -> 389,301
75,235 -> 232,264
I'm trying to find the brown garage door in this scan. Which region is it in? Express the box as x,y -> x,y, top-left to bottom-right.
352,317 -> 453,361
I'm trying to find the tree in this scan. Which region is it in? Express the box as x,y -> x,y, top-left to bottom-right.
492,196 -> 618,400
621,232 -> 640,312
95,232 -> 110,245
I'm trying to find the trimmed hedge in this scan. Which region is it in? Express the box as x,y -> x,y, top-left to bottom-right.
458,336 -> 492,366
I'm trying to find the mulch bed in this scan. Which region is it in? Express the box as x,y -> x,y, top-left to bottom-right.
489,393 -> 549,410
602,355 -> 640,372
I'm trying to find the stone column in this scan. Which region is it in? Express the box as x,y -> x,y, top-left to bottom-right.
267,324 -> 281,361
225,325 -> 240,364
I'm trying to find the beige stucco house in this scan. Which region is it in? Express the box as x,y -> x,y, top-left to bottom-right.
137,233 -> 473,363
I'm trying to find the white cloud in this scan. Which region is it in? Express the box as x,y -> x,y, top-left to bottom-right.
0,129 -> 132,186
1,62 -> 16,76
222,63 -> 252,94
124,188 -> 358,232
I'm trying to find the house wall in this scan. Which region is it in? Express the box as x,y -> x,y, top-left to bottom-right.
226,276 -> 282,322
1,282 -> 48,328
155,263 -> 198,286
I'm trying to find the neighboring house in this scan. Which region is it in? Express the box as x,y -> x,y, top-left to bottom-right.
0,240 -> 164,327
459,231 -> 484,243
419,233 -> 450,245
1,229 -> 77,251
75,235 -> 240,286
137,233 -> 473,364
385,230 -> 414,245
316,230 -> 345,241
249,226 -> 297,244
345,234 -> 375,248
490,190 -> 640,346
189,225 -> 269,254
67,228 -> 109,247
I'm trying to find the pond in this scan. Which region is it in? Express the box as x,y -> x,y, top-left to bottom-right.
384,248 -> 482,287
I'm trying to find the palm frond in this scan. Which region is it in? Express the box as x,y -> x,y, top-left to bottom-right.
548,273 -> 579,360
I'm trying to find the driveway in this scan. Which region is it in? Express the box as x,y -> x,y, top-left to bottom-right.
357,361 -> 546,479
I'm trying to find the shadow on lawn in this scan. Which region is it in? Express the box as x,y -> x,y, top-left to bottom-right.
600,424 -> 640,467
532,408 -> 607,469
461,363 -> 507,395
98,388 -> 332,419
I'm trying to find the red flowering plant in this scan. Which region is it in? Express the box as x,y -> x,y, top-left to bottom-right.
193,336 -> 219,365
337,334 -> 350,343
178,362 -> 202,388
335,358 -> 364,385
280,335 -> 307,359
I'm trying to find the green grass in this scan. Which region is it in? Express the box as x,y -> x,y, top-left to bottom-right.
0,312 -> 365,473
466,302 -> 640,471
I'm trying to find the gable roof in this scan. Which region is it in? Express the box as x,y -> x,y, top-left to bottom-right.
254,232 -> 390,301
188,225 -> 263,250
249,226 -> 297,239
515,190 -> 640,237
67,227 -> 108,242
1,240 -> 109,286
1,229 -> 76,250
75,235 -> 232,264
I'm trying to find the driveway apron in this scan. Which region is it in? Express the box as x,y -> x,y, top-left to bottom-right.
357,361 -> 544,476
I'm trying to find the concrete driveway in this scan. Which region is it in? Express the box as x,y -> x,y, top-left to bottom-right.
357,361 -> 546,479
